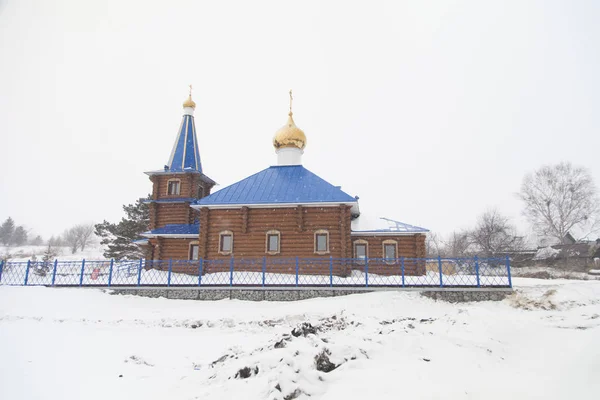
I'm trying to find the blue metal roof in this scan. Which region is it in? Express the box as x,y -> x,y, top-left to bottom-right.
195,165 -> 357,206
167,114 -> 202,172
141,223 -> 200,237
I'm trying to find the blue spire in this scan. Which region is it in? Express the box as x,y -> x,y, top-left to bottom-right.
167,103 -> 202,173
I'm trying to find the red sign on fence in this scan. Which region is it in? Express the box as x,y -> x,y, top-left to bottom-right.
91,268 -> 100,280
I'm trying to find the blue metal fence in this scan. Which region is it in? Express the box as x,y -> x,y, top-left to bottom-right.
0,256 -> 511,288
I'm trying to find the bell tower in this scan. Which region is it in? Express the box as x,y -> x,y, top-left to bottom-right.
144,87 -> 216,230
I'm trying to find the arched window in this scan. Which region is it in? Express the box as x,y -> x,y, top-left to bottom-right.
265,230 -> 281,254
353,239 -> 368,264
382,240 -> 398,263
314,229 -> 329,254
189,241 -> 199,261
167,179 -> 181,195
197,185 -> 204,199
219,230 -> 233,255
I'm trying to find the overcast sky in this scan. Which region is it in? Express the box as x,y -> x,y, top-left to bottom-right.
1,0 -> 599,240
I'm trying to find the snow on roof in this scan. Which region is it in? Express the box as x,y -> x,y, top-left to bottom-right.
194,165 -> 357,207
532,246 -> 561,261
351,216 -> 429,234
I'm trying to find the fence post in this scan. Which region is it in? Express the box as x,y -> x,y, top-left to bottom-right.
506,255 -> 512,288
79,259 -> 85,286
438,256 -> 443,288
107,259 -> 114,287
198,258 -> 203,286
137,259 -> 143,286
401,257 -> 405,287
475,256 -> 480,288
166,259 -> 172,286
51,259 -> 58,286
295,256 -> 299,287
262,256 -> 266,287
329,256 -> 333,287
365,257 -> 369,287
24,260 -> 32,285
0,260 -> 4,284
229,256 -> 234,287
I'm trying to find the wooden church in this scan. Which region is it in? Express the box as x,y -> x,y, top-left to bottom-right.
139,91 -> 428,276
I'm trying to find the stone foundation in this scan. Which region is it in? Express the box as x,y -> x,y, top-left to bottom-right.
420,290 -> 511,302
105,287 -> 512,302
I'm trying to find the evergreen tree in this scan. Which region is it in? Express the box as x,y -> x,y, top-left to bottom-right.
13,226 -> 28,246
94,196 -> 150,260
0,217 -> 15,246
31,235 -> 43,246
42,243 -> 58,264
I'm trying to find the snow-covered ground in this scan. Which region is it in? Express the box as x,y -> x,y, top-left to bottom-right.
1,279 -> 599,399
0,244 -> 106,262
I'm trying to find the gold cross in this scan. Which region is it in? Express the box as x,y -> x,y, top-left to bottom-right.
189,84 -> 193,97
289,89 -> 293,114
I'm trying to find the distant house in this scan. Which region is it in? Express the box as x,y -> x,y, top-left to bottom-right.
563,232 -> 577,245
532,234 -> 600,270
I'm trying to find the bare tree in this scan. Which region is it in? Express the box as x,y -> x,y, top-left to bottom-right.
444,231 -> 471,258
62,223 -> 95,254
469,209 -> 524,257
48,235 -> 64,247
519,162 -> 599,244
425,232 -> 445,257
62,228 -> 80,254
76,224 -> 95,251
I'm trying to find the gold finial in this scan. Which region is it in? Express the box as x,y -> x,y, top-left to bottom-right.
273,89 -> 306,151
183,84 -> 196,109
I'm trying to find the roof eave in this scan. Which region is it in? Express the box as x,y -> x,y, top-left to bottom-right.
143,198 -> 196,204
140,233 -> 199,238
191,201 -> 359,210
351,230 -> 429,236
144,169 -> 201,176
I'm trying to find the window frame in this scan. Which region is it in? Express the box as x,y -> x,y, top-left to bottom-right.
314,230 -> 330,255
353,239 -> 368,264
166,179 -> 181,196
219,230 -> 233,255
265,230 -> 281,255
197,185 -> 204,199
382,240 -> 398,264
188,241 -> 200,261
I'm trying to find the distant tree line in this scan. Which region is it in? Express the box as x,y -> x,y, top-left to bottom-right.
0,217 -> 30,246
1,196 -> 150,262
427,162 -> 599,257
0,216 -> 96,254
426,209 -> 526,258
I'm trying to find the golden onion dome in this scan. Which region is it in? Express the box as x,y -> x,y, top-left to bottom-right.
183,95 -> 196,109
273,112 -> 306,150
